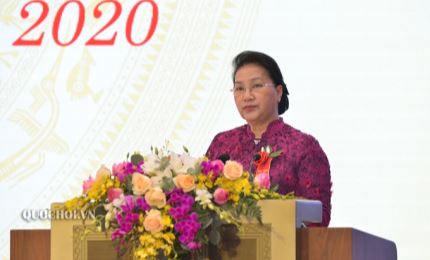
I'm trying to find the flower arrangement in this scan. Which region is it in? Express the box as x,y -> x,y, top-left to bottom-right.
65,146 -> 294,259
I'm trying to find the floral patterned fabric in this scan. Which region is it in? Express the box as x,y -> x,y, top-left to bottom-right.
206,118 -> 332,226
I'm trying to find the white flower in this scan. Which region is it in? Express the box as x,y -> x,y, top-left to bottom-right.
195,189 -> 213,206
168,152 -> 198,174
169,153 -> 183,171
112,194 -> 125,208
180,153 -> 198,172
104,203 -> 112,212
150,168 -> 173,187
143,154 -> 160,173
105,211 -> 112,229
103,199 -> 122,229
144,151 -> 198,187
150,175 -> 163,187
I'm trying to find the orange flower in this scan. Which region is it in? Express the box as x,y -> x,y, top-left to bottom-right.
145,187 -> 166,208
143,209 -> 164,233
254,150 -> 272,176
223,160 -> 243,180
132,173 -> 152,195
255,151 -> 270,166
95,165 -> 111,182
173,174 -> 196,192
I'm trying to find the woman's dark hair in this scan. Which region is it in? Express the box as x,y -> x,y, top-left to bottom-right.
232,50 -> 289,114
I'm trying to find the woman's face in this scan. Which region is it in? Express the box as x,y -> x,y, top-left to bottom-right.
233,64 -> 282,127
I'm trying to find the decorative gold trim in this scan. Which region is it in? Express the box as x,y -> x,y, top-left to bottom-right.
190,223 -> 272,260
232,223 -> 271,260
73,225 -> 128,260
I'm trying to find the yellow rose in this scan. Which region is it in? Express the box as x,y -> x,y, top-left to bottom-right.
95,165 -> 111,182
173,174 -> 196,192
223,160 -> 243,180
132,173 -> 152,195
145,187 -> 166,208
143,209 -> 164,233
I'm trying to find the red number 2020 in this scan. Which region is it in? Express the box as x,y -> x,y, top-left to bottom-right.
85,0 -> 122,46
12,0 -> 158,46
12,0 -> 49,46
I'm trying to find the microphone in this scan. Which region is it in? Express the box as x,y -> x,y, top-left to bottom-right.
218,154 -> 230,164
248,153 -> 261,173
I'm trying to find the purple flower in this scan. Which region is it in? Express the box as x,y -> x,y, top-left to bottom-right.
201,161 -> 212,175
167,189 -> 202,250
187,241 -> 202,250
120,195 -> 135,212
112,161 -> 144,182
136,196 -> 150,211
111,195 -> 145,251
201,160 -> 224,176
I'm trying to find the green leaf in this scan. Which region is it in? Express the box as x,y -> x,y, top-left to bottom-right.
212,214 -> 223,228
201,215 -> 213,229
187,163 -> 202,176
269,150 -> 282,158
159,156 -> 170,171
209,229 -> 221,245
187,168 -> 194,175
194,163 -> 202,173
196,228 -> 208,243
125,175 -> 133,193
161,176 -> 175,192
179,242 -> 191,252
130,153 -> 144,166
183,146 -> 189,153
194,204 -> 206,214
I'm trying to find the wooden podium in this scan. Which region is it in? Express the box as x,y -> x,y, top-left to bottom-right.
10,200 -> 397,260
296,228 -> 397,260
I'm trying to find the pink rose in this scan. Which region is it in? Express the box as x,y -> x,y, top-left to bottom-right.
211,160 -> 224,174
213,188 -> 229,205
223,160 -> 243,180
107,188 -> 123,202
254,173 -> 270,190
83,176 -> 95,193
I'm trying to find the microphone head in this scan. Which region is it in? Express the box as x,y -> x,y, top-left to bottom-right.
253,154 -> 261,162
218,154 -> 230,164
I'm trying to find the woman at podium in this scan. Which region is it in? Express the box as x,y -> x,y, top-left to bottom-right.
206,51 -> 332,226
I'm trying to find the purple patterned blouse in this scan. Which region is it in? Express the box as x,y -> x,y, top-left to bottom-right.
206,118 -> 332,226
